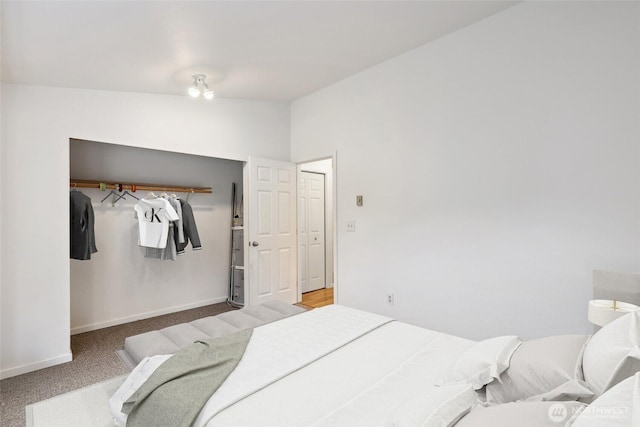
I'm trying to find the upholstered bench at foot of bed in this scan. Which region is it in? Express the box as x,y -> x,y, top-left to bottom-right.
120,301 -> 307,368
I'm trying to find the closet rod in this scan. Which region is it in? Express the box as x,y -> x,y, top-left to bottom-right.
70,179 -> 212,194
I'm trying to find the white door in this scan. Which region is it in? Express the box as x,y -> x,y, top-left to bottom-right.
298,172 -> 326,293
246,157 -> 297,306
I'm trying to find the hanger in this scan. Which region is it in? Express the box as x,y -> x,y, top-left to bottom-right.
113,190 -> 140,203
120,184 -> 140,201
100,189 -> 119,204
100,183 -> 132,207
147,192 -> 158,199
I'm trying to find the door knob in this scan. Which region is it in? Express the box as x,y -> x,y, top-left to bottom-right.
251,241 -> 259,247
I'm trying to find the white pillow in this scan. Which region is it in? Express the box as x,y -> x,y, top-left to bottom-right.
569,372 -> 639,427
486,335 -> 594,404
526,380 -> 595,403
109,354 -> 172,427
582,310 -> 640,396
437,336 -> 521,390
387,384 -> 477,427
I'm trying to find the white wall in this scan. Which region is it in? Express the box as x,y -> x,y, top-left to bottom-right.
1,84 -> 289,378
291,1 -> 640,340
69,140 -> 243,333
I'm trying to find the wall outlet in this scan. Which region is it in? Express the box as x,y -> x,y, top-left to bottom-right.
346,220 -> 356,232
387,293 -> 394,305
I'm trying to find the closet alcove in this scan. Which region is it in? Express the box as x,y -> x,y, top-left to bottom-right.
69,139 -> 243,334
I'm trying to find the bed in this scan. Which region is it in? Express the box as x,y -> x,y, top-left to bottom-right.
109,301 -> 640,427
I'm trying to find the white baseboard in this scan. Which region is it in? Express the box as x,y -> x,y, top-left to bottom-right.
1,352 -> 73,380
70,297 -> 228,335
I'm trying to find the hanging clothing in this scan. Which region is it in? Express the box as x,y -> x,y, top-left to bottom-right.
176,199 -> 202,254
143,196 -> 182,260
134,198 -> 179,248
168,197 -> 185,245
145,223 -> 178,261
70,190 -> 98,260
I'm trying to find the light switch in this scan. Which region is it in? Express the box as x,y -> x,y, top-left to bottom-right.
356,195 -> 363,207
346,220 -> 356,232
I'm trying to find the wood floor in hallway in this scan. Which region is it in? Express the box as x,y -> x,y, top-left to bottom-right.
299,288 -> 334,309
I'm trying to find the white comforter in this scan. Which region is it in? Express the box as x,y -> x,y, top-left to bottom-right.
111,305 -> 474,427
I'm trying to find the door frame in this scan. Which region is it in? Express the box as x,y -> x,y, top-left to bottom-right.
242,152 -> 338,307
296,153 -> 338,304
297,170 -> 327,294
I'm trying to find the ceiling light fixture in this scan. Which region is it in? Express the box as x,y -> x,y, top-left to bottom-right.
188,74 -> 214,99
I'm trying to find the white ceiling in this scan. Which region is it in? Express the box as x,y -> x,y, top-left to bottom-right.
1,1 -> 517,101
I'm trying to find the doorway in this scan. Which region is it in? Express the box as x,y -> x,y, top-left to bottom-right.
297,158 -> 334,304
299,171 -> 326,294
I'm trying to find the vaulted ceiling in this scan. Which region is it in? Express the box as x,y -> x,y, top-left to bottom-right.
1,1 -> 517,101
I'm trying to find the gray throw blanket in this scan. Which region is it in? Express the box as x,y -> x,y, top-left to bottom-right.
122,329 -> 253,427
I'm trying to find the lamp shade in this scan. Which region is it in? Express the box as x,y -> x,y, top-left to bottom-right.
588,299 -> 639,327
188,86 -> 200,97
203,88 -> 214,100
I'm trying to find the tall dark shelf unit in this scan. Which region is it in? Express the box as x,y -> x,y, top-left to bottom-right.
228,183 -> 244,307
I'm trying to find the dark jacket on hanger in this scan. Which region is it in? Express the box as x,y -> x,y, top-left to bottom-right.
177,199 -> 202,254
70,190 -> 98,260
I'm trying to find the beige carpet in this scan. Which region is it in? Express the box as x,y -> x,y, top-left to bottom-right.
0,302 -> 236,427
